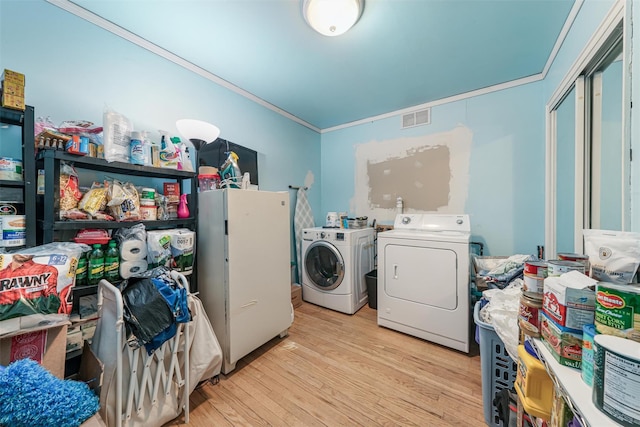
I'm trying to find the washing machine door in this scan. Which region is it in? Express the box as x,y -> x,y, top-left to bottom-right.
304,241 -> 345,291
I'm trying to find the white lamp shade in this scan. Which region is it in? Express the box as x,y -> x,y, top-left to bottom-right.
303,0 -> 363,37
175,119 -> 221,150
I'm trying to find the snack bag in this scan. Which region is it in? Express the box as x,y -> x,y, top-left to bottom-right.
78,182 -> 108,216
107,180 -> 141,222
59,162 -> 83,219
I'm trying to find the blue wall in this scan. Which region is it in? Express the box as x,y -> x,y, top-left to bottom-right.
1,0 -> 633,259
0,0 -> 321,261
319,0 -> 627,256
321,82 -> 545,256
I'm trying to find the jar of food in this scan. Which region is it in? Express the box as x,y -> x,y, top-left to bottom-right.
519,293 -> 543,338
140,187 -> 156,206
198,174 -> 220,191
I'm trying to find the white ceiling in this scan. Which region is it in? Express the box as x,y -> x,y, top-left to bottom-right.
59,0 -> 576,131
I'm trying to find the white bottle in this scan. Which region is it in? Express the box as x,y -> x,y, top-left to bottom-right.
396,197 -> 404,215
141,131 -> 153,167
130,131 -> 145,165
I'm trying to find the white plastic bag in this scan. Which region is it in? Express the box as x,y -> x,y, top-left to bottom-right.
481,279 -> 523,361
584,229 -> 640,284
103,106 -> 132,163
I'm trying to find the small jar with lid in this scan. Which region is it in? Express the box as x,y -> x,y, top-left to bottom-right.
140,187 -> 156,206
198,174 -> 221,191
519,293 -> 543,338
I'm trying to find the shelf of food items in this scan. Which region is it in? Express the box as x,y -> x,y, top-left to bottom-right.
0,70 -> 35,249
513,230 -> 640,427
32,113 -> 198,243
475,231 -> 640,427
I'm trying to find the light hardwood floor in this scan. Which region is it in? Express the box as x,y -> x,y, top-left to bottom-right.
164,301 -> 485,426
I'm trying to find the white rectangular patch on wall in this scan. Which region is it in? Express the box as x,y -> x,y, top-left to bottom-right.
401,108 -> 431,129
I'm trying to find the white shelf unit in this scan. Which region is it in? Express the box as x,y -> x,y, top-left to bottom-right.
529,338 -> 623,427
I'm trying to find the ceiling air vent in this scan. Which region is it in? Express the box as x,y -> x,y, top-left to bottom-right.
401,108 -> 431,129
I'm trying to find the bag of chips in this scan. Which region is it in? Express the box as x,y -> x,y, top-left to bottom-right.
107,180 -> 141,222
78,182 -> 108,217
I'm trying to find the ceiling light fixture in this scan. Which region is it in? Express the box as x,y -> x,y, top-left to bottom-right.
303,0 -> 364,37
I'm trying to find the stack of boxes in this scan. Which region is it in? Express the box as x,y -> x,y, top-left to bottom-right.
1,69 -> 25,111
540,271 -> 597,368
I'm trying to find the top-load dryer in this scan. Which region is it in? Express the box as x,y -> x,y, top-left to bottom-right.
377,214 -> 471,353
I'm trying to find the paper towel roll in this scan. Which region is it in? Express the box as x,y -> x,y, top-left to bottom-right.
170,229 -> 195,275
120,260 -> 148,279
120,239 -> 147,261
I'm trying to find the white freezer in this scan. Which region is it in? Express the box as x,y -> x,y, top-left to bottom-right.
197,189 -> 293,374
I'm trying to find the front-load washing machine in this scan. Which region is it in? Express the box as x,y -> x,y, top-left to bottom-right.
377,214 -> 471,353
301,227 -> 375,314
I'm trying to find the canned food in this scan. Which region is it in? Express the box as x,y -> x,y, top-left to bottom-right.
0,214 -> 26,247
519,293 -> 543,337
524,261 -> 548,278
0,157 -> 23,181
548,259 -> 585,277
523,275 -> 545,297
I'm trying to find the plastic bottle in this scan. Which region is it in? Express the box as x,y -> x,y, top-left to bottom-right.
178,194 -> 190,218
104,240 -> 120,283
87,243 -> 105,286
141,131 -> 153,167
130,131 -> 145,165
159,133 -> 180,169
396,196 -> 404,215
75,253 -> 87,286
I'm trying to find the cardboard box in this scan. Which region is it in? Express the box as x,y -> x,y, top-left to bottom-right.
540,311 -> 583,369
66,325 -> 83,353
77,341 -> 105,426
1,314 -> 68,336
291,284 -> 302,308
543,272 -> 596,332
1,93 -> 25,110
164,182 -> 180,204
1,69 -> 25,85
2,80 -> 25,96
0,324 -> 69,379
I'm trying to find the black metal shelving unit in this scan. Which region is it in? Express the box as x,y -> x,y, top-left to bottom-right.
0,105 -> 36,248
36,149 -> 197,243
35,149 -> 199,299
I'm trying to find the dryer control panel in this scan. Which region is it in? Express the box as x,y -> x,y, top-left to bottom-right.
393,213 -> 470,233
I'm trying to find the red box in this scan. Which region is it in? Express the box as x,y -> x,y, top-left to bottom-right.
163,182 -> 180,204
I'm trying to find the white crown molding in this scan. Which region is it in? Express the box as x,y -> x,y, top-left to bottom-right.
45,0 -> 321,134
321,73 -> 544,133
541,0 -> 584,78
46,0 -> 584,136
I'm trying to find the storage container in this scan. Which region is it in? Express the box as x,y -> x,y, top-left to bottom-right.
515,342 -> 553,420
474,301 -> 518,427
198,174 -> 220,191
